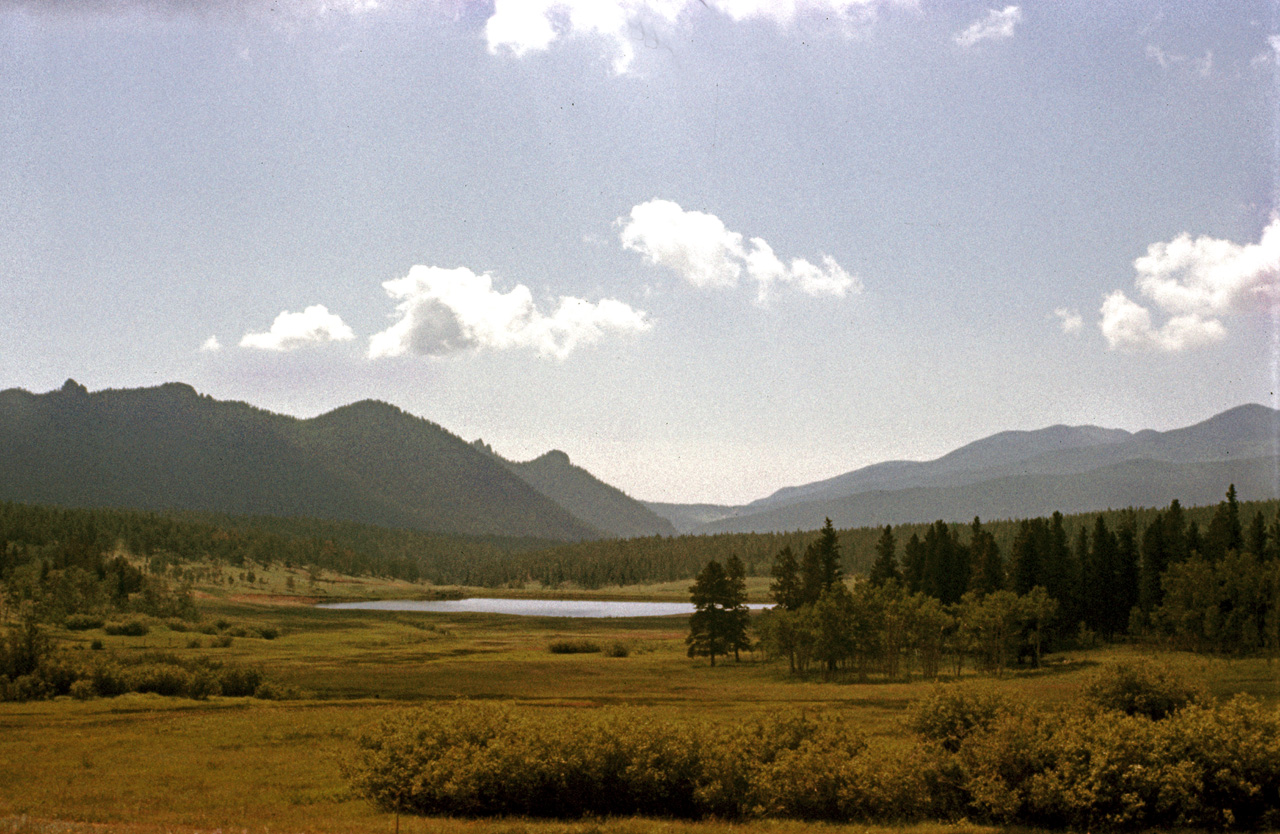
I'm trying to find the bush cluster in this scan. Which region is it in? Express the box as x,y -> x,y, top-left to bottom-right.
547,639 -> 601,654
344,702 -> 944,821
347,665 -> 1280,829
0,644 -> 291,703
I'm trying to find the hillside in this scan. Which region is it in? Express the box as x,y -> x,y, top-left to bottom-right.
485,446 -> 677,538
649,404 -> 1280,534
698,455 -> 1280,534
0,380 -> 601,541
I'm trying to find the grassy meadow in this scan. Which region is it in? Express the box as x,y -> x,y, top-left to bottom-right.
4,569 -> 1280,834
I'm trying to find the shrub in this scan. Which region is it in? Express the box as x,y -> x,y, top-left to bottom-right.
187,669 -> 222,700
604,642 -> 629,658
219,666 -> 263,697
63,614 -> 104,631
1083,660 -> 1205,719
209,635 -> 233,648
89,639 -> 104,651
908,685 -> 1013,752
165,619 -> 191,633
69,679 -> 96,700
548,639 -> 601,654
127,663 -> 191,697
186,637 -> 203,649
257,626 -> 279,640
103,618 -> 150,637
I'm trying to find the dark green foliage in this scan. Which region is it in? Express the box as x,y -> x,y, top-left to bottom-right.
103,618 -> 150,636
800,518 -> 843,605
867,526 -> 900,587
967,518 -> 1003,596
687,559 -> 748,665
909,684 -> 1012,752
1082,661 -> 1206,719
0,382 -> 600,541
547,639 -> 601,654
62,613 -> 103,631
769,545 -> 805,611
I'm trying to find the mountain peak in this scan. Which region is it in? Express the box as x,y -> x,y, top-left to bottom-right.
59,379 -> 88,397
536,449 -> 572,467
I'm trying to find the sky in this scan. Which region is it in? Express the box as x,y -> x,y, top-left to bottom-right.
1,0 -> 1277,505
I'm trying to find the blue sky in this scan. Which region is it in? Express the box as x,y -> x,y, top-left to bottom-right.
1,0 -> 1276,504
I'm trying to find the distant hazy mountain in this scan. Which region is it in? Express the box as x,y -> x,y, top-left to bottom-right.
698,456 -> 1280,534
0,380 -> 601,541
476,443 -> 677,538
649,404 -> 1280,534
639,501 -> 745,535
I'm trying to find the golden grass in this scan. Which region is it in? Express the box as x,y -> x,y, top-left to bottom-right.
7,571 -> 1280,833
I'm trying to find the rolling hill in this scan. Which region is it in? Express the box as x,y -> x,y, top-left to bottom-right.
0,380 -> 602,540
650,404 -> 1280,534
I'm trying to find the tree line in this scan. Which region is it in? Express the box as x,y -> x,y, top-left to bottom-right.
687,487 -> 1280,675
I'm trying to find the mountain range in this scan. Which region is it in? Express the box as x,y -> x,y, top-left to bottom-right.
644,404 -> 1280,534
0,380 -> 673,541
1,380 -> 1275,540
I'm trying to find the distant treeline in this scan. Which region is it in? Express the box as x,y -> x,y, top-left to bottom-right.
2,491 -> 1278,622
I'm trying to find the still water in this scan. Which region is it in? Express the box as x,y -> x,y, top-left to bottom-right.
317,598 -> 773,618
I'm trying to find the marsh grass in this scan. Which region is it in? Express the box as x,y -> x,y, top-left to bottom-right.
6,570 -> 1280,832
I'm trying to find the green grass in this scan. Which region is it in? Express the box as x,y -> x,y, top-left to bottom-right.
6,568 -> 1280,833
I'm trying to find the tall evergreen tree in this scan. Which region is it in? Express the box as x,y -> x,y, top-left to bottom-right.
868,526 -> 900,587
902,532 -> 925,594
687,560 -> 737,667
968,517 -> 1003,596
1139,511 -> 1169,613
1204,484 -> 1244,561
768,546 -> 805,611
1114,510 -> 1140,627
1084,516 -> 1120,637
1246,510 -> 1268,558
801,518 -> 842,604
724,554 -> 752,661
1010,518 -> 1045,595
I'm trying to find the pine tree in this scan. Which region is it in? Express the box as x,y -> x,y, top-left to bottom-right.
967,517 -> 1003,596
687,560 -> 735,666
801,518 -> 842,604
724,554 -> 751,661
1246,510 -> 1267,558
868,526 -> 900,587
1139,511 -> 1169,613
768,546 -> 805,611
902,532 -> 925,594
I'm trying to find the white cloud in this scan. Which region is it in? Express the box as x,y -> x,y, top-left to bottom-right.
485,0 -> 910,74
200,335 -> 222,352
620,199 -> 860,301
954,5 -> 1020,48
1053,308 -> 1083,335
239,305 -> 356,351
367,265 -> 650,360
620,200 -> 746,289
1098,218 -> 1280,351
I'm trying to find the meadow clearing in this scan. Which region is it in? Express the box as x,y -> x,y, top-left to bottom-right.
3,565 -> 1279,834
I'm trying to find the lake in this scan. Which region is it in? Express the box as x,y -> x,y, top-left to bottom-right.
317,598 -> 774,618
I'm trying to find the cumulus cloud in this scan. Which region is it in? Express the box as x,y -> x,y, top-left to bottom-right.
485,0 -> 910,73
954,5 -> 1020,48
619,199 -> 859,302
239,305 -> 356,351
367,265 -> 650,360
200,335 -> 222,352
1098,218 -> 1280,351
1053,308 -> 1083,335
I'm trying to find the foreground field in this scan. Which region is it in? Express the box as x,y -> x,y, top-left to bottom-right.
4,582 -> 1280,833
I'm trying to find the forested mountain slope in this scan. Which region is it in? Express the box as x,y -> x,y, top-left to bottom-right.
481,445 -> 677,538
0,380 -> 600,540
